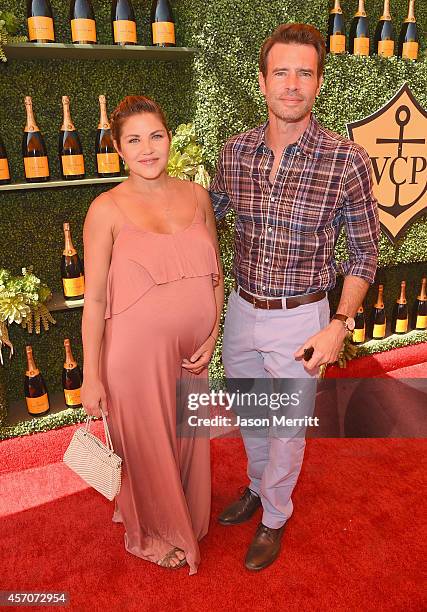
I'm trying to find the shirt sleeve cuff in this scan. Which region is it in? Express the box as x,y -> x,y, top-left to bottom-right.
340,259 -> 378,284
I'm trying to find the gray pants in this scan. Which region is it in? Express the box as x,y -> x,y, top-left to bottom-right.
222,289 -> 330,528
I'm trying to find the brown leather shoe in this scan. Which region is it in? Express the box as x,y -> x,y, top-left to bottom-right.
244,522 -> 286,571
218,487 -> 262,525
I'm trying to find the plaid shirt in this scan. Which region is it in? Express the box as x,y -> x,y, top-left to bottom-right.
210,114 -> 379,298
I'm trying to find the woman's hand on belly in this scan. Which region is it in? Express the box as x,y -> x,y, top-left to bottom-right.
181,335 -> 216,375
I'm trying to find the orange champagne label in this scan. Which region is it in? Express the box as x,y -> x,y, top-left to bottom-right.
152,22 -> 175,45
353,327 -> 366,343
64,387 -> 82,406
24,156 -> 49,178
28,16 -> 54,41
61,154 -> 85,176
71,18 -> 97,43
354,37 -> 370,56
97,152 -> 120,174
395,318 -> 408,333
63,276 -> 85,297
373,322 -> 386,338
330,34 -> 346,54
402,41 -> 418,60
113,20 -> 137,43
378,40 -> 394,57
26,393 -> 49,414
0,158 -> 10,180
416,315 -> 427,329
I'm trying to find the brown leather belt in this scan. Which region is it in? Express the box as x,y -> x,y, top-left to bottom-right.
234,282 -> 325,310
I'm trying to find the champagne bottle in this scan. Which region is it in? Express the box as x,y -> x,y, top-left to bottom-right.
96,95 -> 121,177
151,0 -> 175,47
412,277 -> 427,330
27,0 -> 55,43
61,222 -> 85,301
24,345 -> 49,416
374,0 -> 395,57
70,0 -> 97,44
62,339 -> 83,408
371,284 -> 387,339
391,281 -> 409,334
0,134 -> 11,185
111,0 -> 137,45
349,0 -> 370,56
398,0 -> 419,60
59,96 -> 85,180
22,96 -> 50,183
327,0 -> 346,54
352,305 -> 366,344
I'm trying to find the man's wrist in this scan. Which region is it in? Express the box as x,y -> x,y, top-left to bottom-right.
331,313 -> 355,333
329,319 -> 350,335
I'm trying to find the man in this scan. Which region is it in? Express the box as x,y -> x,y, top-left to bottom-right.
209,23 -> 379,571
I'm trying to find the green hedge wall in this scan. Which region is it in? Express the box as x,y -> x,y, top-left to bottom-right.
1,1 -> 426,421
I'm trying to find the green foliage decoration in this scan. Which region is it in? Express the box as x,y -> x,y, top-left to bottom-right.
0,266 -> 55,364
0,405 -> 87,441
167,122 -> 210,187
0,10 -> 26,62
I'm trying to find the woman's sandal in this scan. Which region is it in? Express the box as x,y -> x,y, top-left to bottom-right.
157,547 -> 187,570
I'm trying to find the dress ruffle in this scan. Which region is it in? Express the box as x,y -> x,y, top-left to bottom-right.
105,223 -> 219,319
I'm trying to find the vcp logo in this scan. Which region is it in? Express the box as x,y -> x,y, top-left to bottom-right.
347,83 -> 427,244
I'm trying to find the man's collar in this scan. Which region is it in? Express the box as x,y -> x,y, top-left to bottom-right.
249,114 -> 319,158
247,121 -> 269,153
296,114 -> 319,158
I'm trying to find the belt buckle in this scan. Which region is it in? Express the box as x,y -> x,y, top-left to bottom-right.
252,295 -> 257,308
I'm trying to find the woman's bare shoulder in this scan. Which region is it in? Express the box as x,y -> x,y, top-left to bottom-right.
193,180 -> 210,200
85,188 -> 120,228
88,187 -> 121,214
193,181 -> 213,216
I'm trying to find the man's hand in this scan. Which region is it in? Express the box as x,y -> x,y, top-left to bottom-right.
294,320 -> 348,371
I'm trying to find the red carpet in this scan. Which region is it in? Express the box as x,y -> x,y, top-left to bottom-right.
326,342 -> 427,378
0,424 -> 425,612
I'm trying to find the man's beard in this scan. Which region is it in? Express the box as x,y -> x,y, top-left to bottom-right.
268,96 -> 312,123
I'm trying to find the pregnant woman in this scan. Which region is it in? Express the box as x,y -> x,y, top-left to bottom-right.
81,95 -> 223,575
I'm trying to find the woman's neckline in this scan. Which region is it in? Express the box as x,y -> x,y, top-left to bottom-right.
114,202 -> 199,241
110,185 -> 200,240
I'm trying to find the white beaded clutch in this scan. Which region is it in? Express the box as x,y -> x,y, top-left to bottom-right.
63,411 -> 122,501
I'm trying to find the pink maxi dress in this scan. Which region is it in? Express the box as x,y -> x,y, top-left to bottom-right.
99,186 -> 219,575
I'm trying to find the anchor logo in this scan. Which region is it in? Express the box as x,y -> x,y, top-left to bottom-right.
347,83 -> 427,244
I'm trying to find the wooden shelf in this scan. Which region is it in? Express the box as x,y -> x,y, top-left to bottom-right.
48,292 -> 84,313
0,175 -> 127,192
4,42 -> 198,62
6,391 -> 74,427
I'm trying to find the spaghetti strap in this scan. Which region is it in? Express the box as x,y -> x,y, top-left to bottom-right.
192,181 -> 202,222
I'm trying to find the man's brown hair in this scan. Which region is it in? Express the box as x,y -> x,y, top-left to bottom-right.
259,23 -> 326,79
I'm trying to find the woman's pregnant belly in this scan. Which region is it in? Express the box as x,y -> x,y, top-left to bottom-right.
101,275 -> 217,380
